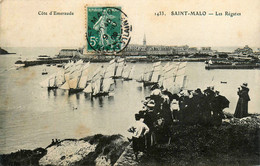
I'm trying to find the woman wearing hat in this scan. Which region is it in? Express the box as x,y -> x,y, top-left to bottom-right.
234,83 -> 250,118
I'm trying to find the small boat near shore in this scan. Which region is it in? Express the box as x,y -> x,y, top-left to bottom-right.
42,69 -> 48,75
56,64 -> 63,68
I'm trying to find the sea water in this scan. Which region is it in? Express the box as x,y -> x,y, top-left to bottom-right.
0,47 -> 259,154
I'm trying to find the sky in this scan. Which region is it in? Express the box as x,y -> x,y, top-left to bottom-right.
0,0 -> 259,48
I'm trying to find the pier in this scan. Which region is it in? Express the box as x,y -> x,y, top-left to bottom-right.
205,64 -> 260,70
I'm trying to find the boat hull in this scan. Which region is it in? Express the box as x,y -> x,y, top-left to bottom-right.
48,87 -> 58,90
143,81 -> 157,87
91,92 -> 109,97
112,76 -> 122,79
123,78 -> 132,81
68,88 -> 83,94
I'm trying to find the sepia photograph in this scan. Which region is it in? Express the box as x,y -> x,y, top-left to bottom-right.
0,0 -> 259,165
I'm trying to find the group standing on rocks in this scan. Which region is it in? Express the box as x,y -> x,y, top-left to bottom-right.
128,83 -> 251,160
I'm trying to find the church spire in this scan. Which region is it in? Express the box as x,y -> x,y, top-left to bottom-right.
143,34 -> 146,46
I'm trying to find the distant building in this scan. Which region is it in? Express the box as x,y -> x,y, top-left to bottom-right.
234,45 -> 253,55
57,49 -> 82,58
123,34 -> 188,56
37,55 -> 52,60
187,47 -> 198,54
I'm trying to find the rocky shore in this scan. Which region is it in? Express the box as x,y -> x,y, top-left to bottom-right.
0,114 -> 259,166
0,134 -> 129,166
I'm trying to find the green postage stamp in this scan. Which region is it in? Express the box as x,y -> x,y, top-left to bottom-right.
86,6 -> 132,53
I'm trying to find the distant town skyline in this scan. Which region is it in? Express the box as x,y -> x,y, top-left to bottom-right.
0,0 -> 259,48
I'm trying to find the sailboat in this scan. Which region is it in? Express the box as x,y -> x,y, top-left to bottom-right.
161,62 -> 188,94
143,61 -> 161,87
122,65 -> 135,81
40,73 -> 58,90
158,62 -> 170,87
113,58 -> 125,79
47,76 -> 58,90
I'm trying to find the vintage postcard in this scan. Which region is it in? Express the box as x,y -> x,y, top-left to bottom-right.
0,0 -> 259,165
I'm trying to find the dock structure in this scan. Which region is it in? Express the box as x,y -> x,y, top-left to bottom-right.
19,58 -> 71,67
205,64 -> 260,70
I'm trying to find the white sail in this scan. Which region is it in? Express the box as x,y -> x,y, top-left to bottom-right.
158,62 -> 169,87
143,66 -> 153,82
128,65 -> 135,79
83,83 -> 92,93
68,77 -> 79,89
39,73 -> 56,88
178,62 -> 187,70
75,59 -> 84,66
122,65 -> 129,78
65,62 -> 84,89
162,64 -> 177,90
48,77 -> 56,87
173,62 -> 188,91
115,58 -> 125,77
83,66 -> 102,94
102,61 -> 115,92
60,81 -> 70,90
55,70 -> 65,87
102,78 -> 114,92
164,64 -> 176,79
136,73 -> 144,82
64,61 -> 73,70
150,61 -> 161,83
83,66 -> 102,95
104,60 -> 116,78
77,62 -> 90,89
93,77 -> 101,95
107,59 -> 116,77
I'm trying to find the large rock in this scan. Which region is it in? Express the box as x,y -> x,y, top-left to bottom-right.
39,140 -> 96,166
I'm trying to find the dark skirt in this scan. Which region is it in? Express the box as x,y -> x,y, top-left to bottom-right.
132,136 -> 145,153
234,98 -> 248,118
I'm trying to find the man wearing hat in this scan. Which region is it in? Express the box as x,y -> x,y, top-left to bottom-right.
234,83 -> 250,118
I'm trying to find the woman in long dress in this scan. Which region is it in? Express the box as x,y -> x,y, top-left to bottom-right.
234,83 -> 250,118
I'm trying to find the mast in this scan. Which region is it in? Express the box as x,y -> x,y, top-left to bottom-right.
54,76 -> 57,87
151,61 -> 161,83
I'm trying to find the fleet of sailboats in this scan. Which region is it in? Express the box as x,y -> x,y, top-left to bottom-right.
40,58 -> 189,96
